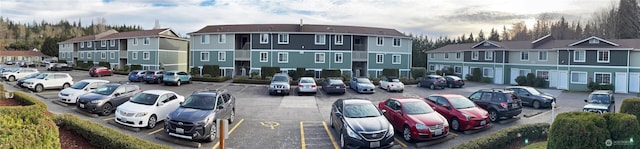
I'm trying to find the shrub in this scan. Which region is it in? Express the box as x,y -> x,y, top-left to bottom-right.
75,60 -> 85,68
548,112 -> 610,149
481,77 -> 493,83
190,67 -> 201,75
120,65 -> 130,71
399,77 -> 418,85
465,74 -> 474,81
86,61 -> 94,68
441,67 -> 455,76
526,73 -> 536,86
451,123 -> 550,149
411,67 -> 427,79
382,68 -> 399,77
58,59 -> 67,64
533,77 -> 547,88
233,77 -> 271,84
303,70 -> 315,77
0,91 -> 59,148
250,72 -> 259,77
620,98 -> 640,124
434,70 -> 442,76
602,113 -> 640,144
192,76 -> 231,82
260,66 -> 280,79
98,62 -> 110,68
321,69 -> 341,78
130,64 -> 142,71
288,70 -> 299,80
588,82 -> 615,91
202,65 -> 220,77
341,72 -> 351,81
296,68 -> 305,79
0,84 -> 3,100
369,77 -> 381,85
471,68 -> 482,82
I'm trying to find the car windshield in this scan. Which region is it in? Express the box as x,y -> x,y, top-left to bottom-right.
165,72 -> 175,75
272,76 -> 288,82
181,95 -> 215,110
448,76 -> 461,80
129,71 -> 139,75
357,78 -> 373,84
300,78 -> 314,83
391,79 -> 401,82
35,74 -> 48,79
92,85 -> 118,96
343,103 -> 380,118
129,93 -> 159,105
329,80 -> 344,84
145,71 -> 155,75
70,81 -> 90,90
588,94 -> 610,104
25,73 -> 39,78
403,101 -> 434,115
449,96 -> 477,109
9,68 -> 19,72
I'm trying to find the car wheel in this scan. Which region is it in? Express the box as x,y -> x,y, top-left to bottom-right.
100,103 -> 113,116
403,126 -> 413,142
488,110 -> 498,122
229,109 -> 235,124
8,76 -> 15,82
145,81 -> 150,84
451,118 -> 460,131
533,101 -> 541,109
176,80 -> 181,86
147,115 -> 157,129
206,124 -> 217,142
340,131 -> 345,149
62,83 -> 70,89
430,84 -> 435,90
35,84 -> 44,93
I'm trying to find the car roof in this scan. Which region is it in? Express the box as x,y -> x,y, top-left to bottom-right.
430,94 -> 464,98
342,98 -> 372,104
141,90 -> 175,95
428,75 -> 443,77
591,90 -> 613,95
389,97 -> 424,103
478,88 -> 513,93
506,86 -> 532,89
164,70 -> 182,73
78,79 -> 110,83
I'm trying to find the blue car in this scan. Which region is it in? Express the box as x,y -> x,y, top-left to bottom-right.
163,70 -> 191,86
128,70 -> 146,82
349,77 -> 376,94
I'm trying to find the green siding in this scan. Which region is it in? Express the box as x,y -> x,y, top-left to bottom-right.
368,53 -> 410,69
191,51 -> 233,67
128,51 -> 157,65
568,67 -> 626,91
250,51 -> 351,69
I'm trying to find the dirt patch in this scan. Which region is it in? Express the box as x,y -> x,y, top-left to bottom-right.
58,126 -> 98,149
0,98 -> 22,106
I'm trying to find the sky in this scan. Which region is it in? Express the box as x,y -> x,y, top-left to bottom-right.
0,0 -> 619,38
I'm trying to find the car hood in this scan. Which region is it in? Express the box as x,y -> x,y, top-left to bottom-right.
78,93 -> 110,102
345,116 -> 390,132
168,107 -> 213,122
408,112 -> 447,126
458,107 -> 488,118
271,82 -> 289,86
118,101 -> 154,113
23,78 -> 42,83
583,103 -> 610,110
539,93 -> 555,99
60,88 -> 87,96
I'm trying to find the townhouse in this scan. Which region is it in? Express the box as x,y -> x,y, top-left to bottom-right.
188,23 -> 412,78
58,29 -> 189,71
0,50 -> 49,63
427,35 -> 640,93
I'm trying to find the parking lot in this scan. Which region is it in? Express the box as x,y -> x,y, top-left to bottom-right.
2,66 -> 636,149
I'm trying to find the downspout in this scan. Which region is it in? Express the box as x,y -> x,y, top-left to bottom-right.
157,37 -> 160,70
270,33 -> 273,67
568,49 -> 571,90
502,50 -> 505,84
556,49 -> 559,88
329,34 -> 332,69
627,49 -> 631,93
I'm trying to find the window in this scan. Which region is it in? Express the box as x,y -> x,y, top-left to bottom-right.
110,52 -> 115,59
80,52 -> 84,58
87,41 -> 92,48
201,35 -> 210,44
81,42 -> 85,48
334,53 -> 343,63
597,50 -> 609,63
571,71 -> 587,84
131,52 -> 137,59
277,34 -> 289,44
218,34 -> 226,43
218,52 -> 225,61
101,40 -> 106,47
377,37 -> 384,46
101,52 -> 106,59
143,52 -> 150,60
133,38 -> 138,45
61,52 -> 65,58
335,35 -> 343,45
539,51 -> 548,61
110,40 -> 115,47
315,34 -> 326,45
536,70 -> 549,81
519,69 -> 531,76
260,52 -> 268,62
483,68 -> 493,77
201,52 -> 209,61
87,52 -> 92,59
430,53 -> 435,59
521,51 -> 529,61
315,53 -> 325,63
472,51 -> 479,60
454,66 -> 462,74
444,53 -> 449,59
594,73 -> 612,84
277,52 -> 288,63
260,33 -> 269,44
392,55 -> 401,64
376,54 -> 384,64
456,52 -> 461,60
485,51 -> 493,60
574,50 -> 585,62
589,39 -> 600,44
428,65 -> 436,71
143,37 -> 150,45
392,38 -> 401,47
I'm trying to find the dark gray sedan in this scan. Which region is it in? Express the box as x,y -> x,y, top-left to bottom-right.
322,78 -> 346,94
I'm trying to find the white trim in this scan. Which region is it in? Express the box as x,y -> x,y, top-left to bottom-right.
259,52 -> 268,62
334,53 -> 343,63
597,50 -> 610,63
531,34 -> 552,43
454,66 -> 462,74
535,70 -> 549,81
277,52 -> 288,63
87,41 -> 92,48
392,54 -> 401,64
518,69 -> 531,76
314,34 -> 326,45
570,71 -> 588,84
444,53 -> 449,60
574,50 -> 586,62
143,37 -> 150,45
110,52 -> 115,59
132,38 -> 138,45
277,34 -> 289,44
101,40 -> 106,47
110,39 -> 116,47
392,38 -> 401,47
538,51 -> 548,61
218,51 -> 226,61
335,35 -> 344,45
520,51 -> 529,61
367,51 -> 412,55
482,67 -> 493,78
456,52 -> 461,60
157,49 -> 188,53
593,72 -> 612,84
485,51 -> 493,60
142,51 -> 150,60
201,52 -> 210,61
428,60 -> 640,69
189,49 -> 235,52
376,37 -> 384,46
200,35 -> 210,44
101,52 -> 106,59
259,33 -> 269,44
569,36 -> 620,46
471,40 -> 501,48
189,31 -> 412,39
471,51 -> 479,60
314,53 -> 325,63
162,63 -> 188,66
376,54 -> 384,64
218,34 -> 226,43
87,52 -> 93,59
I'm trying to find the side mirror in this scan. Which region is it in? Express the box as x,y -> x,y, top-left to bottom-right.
179,101 -> 184,105
381,109 -> 387,113
217,105 -> 224,109
584,99 -> 588,103
611,100 -> 615,103
114,93 -> 121,97
525,94 -> 531,96
158,102 -> 164,107
335,112 -> 343,118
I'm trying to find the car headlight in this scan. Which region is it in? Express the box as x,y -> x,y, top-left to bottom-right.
415,123 -> 428,130
462,113 -> 473,121
387,124 -> 394,136
90,100 -> 106,104
135,112 -> 149,117
346,126 -> 361,139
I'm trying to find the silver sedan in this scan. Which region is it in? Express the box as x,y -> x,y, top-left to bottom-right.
296,77 -> 317,95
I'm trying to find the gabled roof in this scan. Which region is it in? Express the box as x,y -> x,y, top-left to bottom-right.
471,40 -> 501,48
428,36 -> 640,53
189,24 -> 409,38
59,28 -> 186,44
569,36 -> 619,46
0,50 -> 48,57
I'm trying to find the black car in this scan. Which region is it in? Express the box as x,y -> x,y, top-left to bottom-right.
329,98 -> 395,148
468,89 -> 523,122
51,63 -> 73,71
444,75 -> 465,88
418,75 -> 447,90
165,89 -> 236,142
506,86 -> 556,109
322,78 -> 346,94
143,70 -> 164,84
16,73 -> 40,88
76,83 -> 142,116
583,90 -> 615,114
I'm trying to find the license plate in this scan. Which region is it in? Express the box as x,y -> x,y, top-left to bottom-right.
335,86 -> 340,89
512,103 -> 518,107
480,120 -> 486,126
176,128 -> 184,134
79,104 -> 85,108
434,129 -> 442,135
370,141 -> 380,148
277,90 -> 282,93
120,117 -> 127,122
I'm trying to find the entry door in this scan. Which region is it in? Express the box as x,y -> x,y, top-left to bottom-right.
615,72 -> 628,93
549,70 -> 558,88
510,68 -> 519,85
630,73 -> 640,93
494,68 -> 504,84
462,66 -> 469,80
558,71 -> 569,90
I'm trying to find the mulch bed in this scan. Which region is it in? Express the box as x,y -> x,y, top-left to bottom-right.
0,98 -> 21,106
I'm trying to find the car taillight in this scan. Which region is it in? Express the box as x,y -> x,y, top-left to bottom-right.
312,85 -> 316,88
342,84 -> 346,88
500,102 -> 508,108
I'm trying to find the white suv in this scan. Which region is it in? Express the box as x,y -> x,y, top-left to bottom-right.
23,73 -> 74,92
59,79 -> 110,104
2,68 -> 39,82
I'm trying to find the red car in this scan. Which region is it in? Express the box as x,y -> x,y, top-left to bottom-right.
424,94 -> 491,132
89,66 -> 113,77
378,97 -> 449,142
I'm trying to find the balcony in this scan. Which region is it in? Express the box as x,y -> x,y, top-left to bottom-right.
352,51 -> 367,61
235,50 -> 250,61
120,51 -> 127,58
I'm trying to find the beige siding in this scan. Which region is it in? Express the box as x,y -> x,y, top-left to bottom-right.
508,50 -> 558,65
630,52 -> 640,67
159,38 -> 188,51
128,37 -> 159,50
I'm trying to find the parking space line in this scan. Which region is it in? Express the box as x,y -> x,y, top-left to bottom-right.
237,85 -> 249,93
393,137 -> 408,148
321,121 -> 339,149
148,128 -> 164,135
528,107 -> 560,119
300,121 -> 306,149
212,119 -> 245,149
102,117 -> 115,121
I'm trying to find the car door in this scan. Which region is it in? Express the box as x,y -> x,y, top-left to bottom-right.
42,74 -> 58,88
512,88 -> 532,105
473,92 -> 492,110
435,97 -> 455,119
379,78 -> 388,89
388,100 -> 404,127
111,86 -> 128,105
332,100 -> 345,132
349,78 -> 356,89
156,94 -> 172,119
221,93 -> 232,120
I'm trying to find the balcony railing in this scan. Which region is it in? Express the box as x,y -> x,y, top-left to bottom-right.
352,51 -> 367,61
235,50 -> 250,61
120,51 -> 127,58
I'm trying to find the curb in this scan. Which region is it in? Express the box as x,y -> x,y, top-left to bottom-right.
107,119 -> 141,132
415,133 -> 458,148
51,100 -> 70,107
74,108 -> 99,118
497,116 -> 521,124
462,124 -> 494,134
155,133 -> 201,148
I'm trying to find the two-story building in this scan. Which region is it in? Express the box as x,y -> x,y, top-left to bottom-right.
427,35 -> 640,93
188,23 -> 412,78
58,29 -> 189,71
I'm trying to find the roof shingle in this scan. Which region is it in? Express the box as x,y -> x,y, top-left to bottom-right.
189,24 -> 408,37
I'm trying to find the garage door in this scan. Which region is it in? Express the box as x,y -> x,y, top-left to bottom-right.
630,73 -> 640,93
615,72 -> 628,93
495,68 -> 504,84
558,71 -> 569,90
462,66 -> 469,80
549,70 -> 558,88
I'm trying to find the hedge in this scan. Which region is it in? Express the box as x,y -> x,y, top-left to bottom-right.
58,59 -> 67,64
192,76 -> 232,82
98,62 -> 111,68
602,113 -> 640,145
87,61 -> 94,68
0,91 -> 59,148
233,77 -> 271,84
202,65 -> 221,77
548,112 -> 610,149
113,71 -> 130,75
411,67 -> 427,79
620,98 -> 640,125
54,114 -> 170,149
190,67 -> 201,75
452,123 -> 549,149
260,66 -> 280,79
130,64 -> 142,71
381,68 -> 399,78
0,83 -> 4,100
75,60 -> 85,68
321,69 -> 341,78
